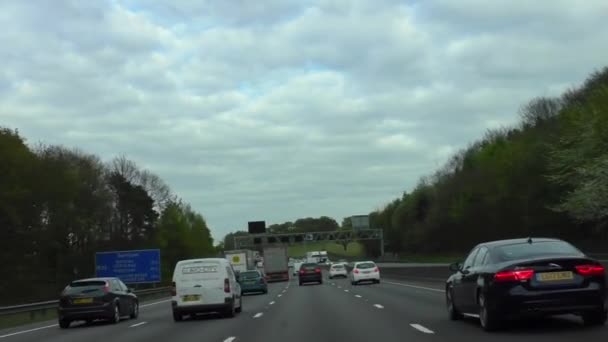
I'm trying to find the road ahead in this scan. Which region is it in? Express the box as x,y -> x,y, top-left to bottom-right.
2,274 -> 608,342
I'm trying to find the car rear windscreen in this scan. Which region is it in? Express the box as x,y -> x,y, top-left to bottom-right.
356,262 -> 376,269
495,241 -> 583,261
302,263 -> 318,270
65,280 -> 107,295
332,265 -> 344,270
240,271 -> 260,280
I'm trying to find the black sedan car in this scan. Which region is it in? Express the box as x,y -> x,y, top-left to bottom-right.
299,263 -> 323,285
446,238 -> 607,331
58,277 -> 139,328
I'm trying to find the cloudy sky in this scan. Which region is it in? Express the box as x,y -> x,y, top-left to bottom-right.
1,0 -> 607,240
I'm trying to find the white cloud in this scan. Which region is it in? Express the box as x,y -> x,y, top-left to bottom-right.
1,0 -> 608,239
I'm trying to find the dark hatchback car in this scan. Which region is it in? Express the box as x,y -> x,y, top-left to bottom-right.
58,278 -> 139,328
299,263 -> 322,285
238,270 -> 268,294
446,238 -> 607,331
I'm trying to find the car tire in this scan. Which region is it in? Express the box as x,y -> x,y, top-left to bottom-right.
376,279 -> 381,284
110,303 -> 120,324
351,281 -> 357,286
59,319 -> 70,329
446,285 -> 462,320
130,300 -> 139,319
224,300 -> 236,318
478,292 -> 499,331
582,309 -> 607,326
172,310 -> 183,322
235,297 -> 243,313
299,281 -> 303,286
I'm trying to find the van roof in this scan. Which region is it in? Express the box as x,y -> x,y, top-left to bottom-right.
176,258 -> 228,265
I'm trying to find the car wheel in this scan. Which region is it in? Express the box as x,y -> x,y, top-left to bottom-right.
299,281 -> 303,286
59,319 -> 70,329
446,285 -> 462,320
376,279 -> 381,284
130,300 -> 139,319
478,293 -> 499,331
224,300 -> 236,318
582,309 -> 607,326
172,310 -> 183,322
110,303 -> 120,324
235,297 -> 243,313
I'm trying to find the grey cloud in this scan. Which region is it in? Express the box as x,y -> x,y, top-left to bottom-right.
1,0 -> 608,239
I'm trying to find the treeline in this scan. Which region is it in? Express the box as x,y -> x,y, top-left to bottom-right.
0,130 -> 215,305
220,216 -> 340,250
370,67 -> 608,255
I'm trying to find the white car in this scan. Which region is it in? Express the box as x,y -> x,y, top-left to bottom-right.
328,263 -> 348,279
171,258 -> 242,321
350,261 -> 380,285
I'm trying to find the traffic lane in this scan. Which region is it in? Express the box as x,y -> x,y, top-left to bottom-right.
0,281 -> 288,342
332,276 -> 608,341
234,274 -> 438,342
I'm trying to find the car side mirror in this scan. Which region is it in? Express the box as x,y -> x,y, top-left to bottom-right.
449,262 -> 462,272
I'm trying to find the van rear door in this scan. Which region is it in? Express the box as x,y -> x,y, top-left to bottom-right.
174,260 -> 225,306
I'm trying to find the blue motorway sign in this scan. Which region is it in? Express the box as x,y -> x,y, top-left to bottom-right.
95,249 -> 161,284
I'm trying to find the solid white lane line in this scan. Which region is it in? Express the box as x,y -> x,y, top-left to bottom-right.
253,312 -> 263,318
269,301 -> 275,305
373,304 -> 384,309
0,299 -> 172,339
224,337 -> 237,342
140,299 -> 172,307
278,294 -> 282,297
383,281 -> 444,293
0,325 -> 58,339
129,321 -> 148,328
337,286 -> 342,289
355,295 -> 362,298
410,324 -> 434,334
344,289 -> 349,293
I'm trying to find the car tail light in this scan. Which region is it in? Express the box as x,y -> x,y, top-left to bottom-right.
103,281 -> 110,293
259,277 -> 266,284
299,269 -> 305,275
315,268 -> 321,273
575,264 -> 605,276
353,269 -> 360,274
494,269 -> 534,282
171,282 -> 177,296
224,278 -> 230,293
373,267 -> 379,273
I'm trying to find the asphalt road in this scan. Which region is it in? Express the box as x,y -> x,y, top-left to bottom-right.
1,273 -> 608,342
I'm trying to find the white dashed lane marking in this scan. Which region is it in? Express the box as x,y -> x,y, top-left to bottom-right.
373,304 -> 384,309
410,324 -> 434,334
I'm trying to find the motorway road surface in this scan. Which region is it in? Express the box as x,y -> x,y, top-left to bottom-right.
1,273 -> 607,342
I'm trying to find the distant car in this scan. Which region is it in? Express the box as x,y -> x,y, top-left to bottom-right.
446,238 -> 607,331
350,261 -> 380,285
238,270 -> 268,295
58,277 -> 138,329
299,263 -> 323,285
329,263 -> 348,279
171,258 -> 242,321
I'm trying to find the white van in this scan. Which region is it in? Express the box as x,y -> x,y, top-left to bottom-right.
171,258 -> 242,321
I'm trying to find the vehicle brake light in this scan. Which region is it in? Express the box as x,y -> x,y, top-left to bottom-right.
373,267 -> 379,273
224,278 -> 230,293
171,281 -> 177,296
353,269 -> 360,274
494,269 -> 534,282
575,264 -> 605,276
315,268 -> 321,273
299,269 -> 305,275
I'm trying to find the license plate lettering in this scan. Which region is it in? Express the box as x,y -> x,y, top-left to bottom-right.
73,298 -> 93,304
182,295 -> 201,302
537,271 -> 574,282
